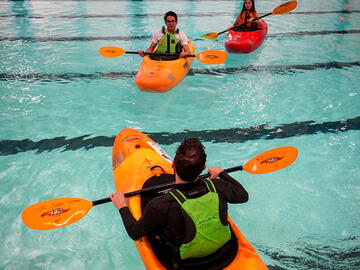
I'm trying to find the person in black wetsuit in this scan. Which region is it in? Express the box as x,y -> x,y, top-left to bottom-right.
110,138 -> 249,269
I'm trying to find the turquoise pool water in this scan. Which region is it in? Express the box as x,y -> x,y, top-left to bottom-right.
1,0 -> 359,269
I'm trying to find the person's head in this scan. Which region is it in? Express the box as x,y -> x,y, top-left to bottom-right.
242,0 -> 256,13
164,11 -> 178,33
173,138 -> 206,182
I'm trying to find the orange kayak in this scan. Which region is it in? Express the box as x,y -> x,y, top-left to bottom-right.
134,40 -> 195,93
112,128 -> 267,269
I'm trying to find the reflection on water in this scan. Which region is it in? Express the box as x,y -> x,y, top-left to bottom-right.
10,0 -> 28,15
260,235 -> 360,269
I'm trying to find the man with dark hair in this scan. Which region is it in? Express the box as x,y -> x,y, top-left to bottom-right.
173,138 -> 206,181
110,138 -> 248,269
138,11 -> 190,59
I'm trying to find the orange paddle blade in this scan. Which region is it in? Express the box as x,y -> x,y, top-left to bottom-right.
200,32 -> 219,40
99,46 -> 126,57
242,146 -> 298,174
273,0 -> 297,15
195,50 -> 227,65
22,198 -> 93,230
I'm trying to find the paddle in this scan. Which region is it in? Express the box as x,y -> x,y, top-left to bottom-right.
200,0 -> 298,40
99,46 -> 227,65
21,146 -> 298,230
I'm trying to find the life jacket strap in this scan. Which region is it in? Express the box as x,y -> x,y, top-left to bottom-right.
170,180 -> 215,205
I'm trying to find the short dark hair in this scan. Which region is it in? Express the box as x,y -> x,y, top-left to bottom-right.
174,138 -> 206,182
164,11 -> 178,22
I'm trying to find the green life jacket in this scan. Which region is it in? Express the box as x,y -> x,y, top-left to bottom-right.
169,180 -> 231,260
156,26 -> 182,54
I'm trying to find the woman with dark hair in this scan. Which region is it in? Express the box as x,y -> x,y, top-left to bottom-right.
228,0 -> 263,30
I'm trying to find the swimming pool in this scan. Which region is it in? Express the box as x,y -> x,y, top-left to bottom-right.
1,0 -> 359,269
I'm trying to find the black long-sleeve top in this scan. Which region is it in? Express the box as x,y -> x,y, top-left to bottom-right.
119,171 -> 248,246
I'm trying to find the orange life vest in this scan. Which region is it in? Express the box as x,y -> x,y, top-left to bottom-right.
238,11 -> 257,28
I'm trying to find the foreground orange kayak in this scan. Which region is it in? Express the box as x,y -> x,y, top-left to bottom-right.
134,40 -> 195,93
112,128 -> 267,269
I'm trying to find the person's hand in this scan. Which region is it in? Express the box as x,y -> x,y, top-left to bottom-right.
137,50 -> 145,57
110,192 -> 128,210
207,166 -> 224,180
179,51 -> 189,58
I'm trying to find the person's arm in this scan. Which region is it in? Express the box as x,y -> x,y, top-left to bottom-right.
138,42 -> 157,57
110,192 -> 165,240
252,12 -> 263,26
145,42 -> 157,53
138,29 -> 161,57
218,171 -> 248,203
179,44 -> 190,58
208,167 -> 248,203
228,13 -> 241,30
177,31 -> 190,58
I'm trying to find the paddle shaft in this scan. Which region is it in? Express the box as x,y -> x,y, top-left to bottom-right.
21,146 -> 296,230
100,47 -> 227,64
218,12 -> 271,35
125,51 -> 195,58
92,165 -> 244,206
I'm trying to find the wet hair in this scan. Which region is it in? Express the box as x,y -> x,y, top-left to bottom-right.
164,11 -> 178,22
241,0 -> 257,17
174,138 -> 206,182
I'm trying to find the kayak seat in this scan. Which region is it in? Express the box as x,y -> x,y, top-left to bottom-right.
180,230 -> 238,270
141,174 -> 239,270
148,228 -> 238,270
234,27 -> 262,32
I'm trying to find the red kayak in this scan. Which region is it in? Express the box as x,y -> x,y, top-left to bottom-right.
225,21 -> 268,54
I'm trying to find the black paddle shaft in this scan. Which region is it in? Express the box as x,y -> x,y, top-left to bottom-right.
92,165 -> 243,206
218,12 -> 271,35
125,51 -> 195,58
